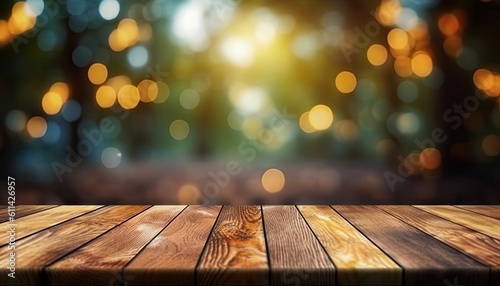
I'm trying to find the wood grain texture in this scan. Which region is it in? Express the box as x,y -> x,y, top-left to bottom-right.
46,205 -> 186,286
378,205 -> 500,286
378,205 -> 500,266
454,205 -> 500,220
0,205 -> 149,286
0,205 -> 497,285
298,205 -> 401,285
263,205 -> 335,285
415,205 -> 500,240
197,206 -> 268,286
0,205 -> 102,246
0,205 -> 58,222
333,205 -> 489,286
126,205 -> 222,286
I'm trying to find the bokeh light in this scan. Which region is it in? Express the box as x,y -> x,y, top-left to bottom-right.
42,92 -> 64,115
309,105 -> 334,131
117,85 -> 140,109
438,14 -> 460,36
50,82 -> 70,102
170,120 -> 189,141
482,135 -> 500,157
177,184 -> 200,204
5,110 -> 27,132
42,121 -> 61,144
387,28 -> 408,50
334,120 -> 359,141
179,89 -> 200,110
420,148 -> 442,170
394,56 -> 413,77
26,116 -> 47,138
411,53 -> 433,77
299,112 -> 315,133
88,63 -> 108,85
137,80 -> 158,103
127,46 -> 149,68
61,100 -> 81,122
96,86 -> 117,108
1,0 -> 499,205
8,2 -> 36,35
101,147 -> 122,168
261,168 -> 285,193
335,71 -> 357,94
99,0 -> 120,20
397,80 -> 419,103
367,44 -> 388,66
220,37 -> 254,67
0,20 -> 10,45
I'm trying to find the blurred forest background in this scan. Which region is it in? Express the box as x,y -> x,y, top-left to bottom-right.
0,0 -> 499,204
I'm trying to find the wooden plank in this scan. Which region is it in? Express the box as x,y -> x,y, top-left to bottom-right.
415,205 -> 500,240
263,205 -> 335,285
454,205 -> 500,220
378,206 -> 500,266
298,205 -> 401,285
197,206 -> 268,286
46,205 -> 186,286
0,205 -> 102,245
126,205 -> 222,286
333,205 -> 489,286
0,205 -> 58,222
378,205 -> 500,286
0,205 -> 149,286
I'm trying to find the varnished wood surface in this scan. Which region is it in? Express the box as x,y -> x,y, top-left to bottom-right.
0,205 -> 102,245
454,205 -> 500,220
334,206 -> 489,286
263,206 -> 335,285
298,205 -> 401,285
0,205 -> 58,223
0,205 -> 498,286
197,206 -> 268,286
126,205 -> 222,285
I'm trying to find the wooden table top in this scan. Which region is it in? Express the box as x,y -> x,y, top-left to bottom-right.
0,205 -> 498,285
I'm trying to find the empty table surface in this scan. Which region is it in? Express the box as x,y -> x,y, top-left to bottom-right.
0,205 -> 499,285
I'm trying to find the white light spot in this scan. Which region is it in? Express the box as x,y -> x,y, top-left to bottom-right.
172,1 -> 209,51
179,89 -> 200,110
99,0 -> 120,21
255,22 -> 276,44
26,0 -> 44,16
220,37 -> 254,67
101,147 -> 122,168
99,0 -> 120,20
396,8 -> 419,30
396,112 -> 420,134
292,33 -> 318,60
127,46 -> 148,68
235,87 -> 266,115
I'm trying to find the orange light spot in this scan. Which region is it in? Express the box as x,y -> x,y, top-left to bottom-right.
88,63 -> 108,85
26,116 -> 47,138
394,56 -> 413,77
443,35 -> 462,57
438,14 -> 460,36
420,148 -> 441,170
387,29 -> 408,50
473,69 -> 494,91
262,168 -> 285,193
367,44 -> 388,66
96,86 -> 116,108
411,52 -> 433,77
335,71 -> 357,94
